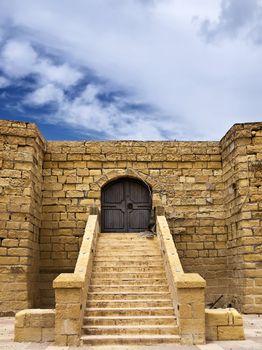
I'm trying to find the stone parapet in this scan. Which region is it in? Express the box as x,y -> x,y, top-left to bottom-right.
156,215 -> 206,345
14,309 -> 55,342
205,308 -> 245,341
53,214 -> 99,346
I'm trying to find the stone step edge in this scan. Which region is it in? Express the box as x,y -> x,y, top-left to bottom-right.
84,315 -> 177,320
82,325 -> 178,330
88,292 -> 171,296
91,279 -> 168,282
93,259 -> 163,262
90,284 -> 169,287
92,272 -> 165,275
81,335 -> 180,340
85,307 -> 174,311
95,254 -> 162,256
93,259 -> 164,268
93,264 -> 164,267
87,299 -> 171,303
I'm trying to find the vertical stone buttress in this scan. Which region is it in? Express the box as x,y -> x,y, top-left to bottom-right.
0,120 -> 45,314
221,123 -> 262,313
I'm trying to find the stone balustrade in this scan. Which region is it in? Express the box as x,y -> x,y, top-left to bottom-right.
156,215 -> 206,345
52,214 -> 100,346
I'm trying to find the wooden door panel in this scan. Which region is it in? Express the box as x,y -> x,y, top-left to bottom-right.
128,181 -> 150,204
103,209 -> 125,231
103,182 -> 124,203
101,178 -> 151,233
128,209 -> 151,230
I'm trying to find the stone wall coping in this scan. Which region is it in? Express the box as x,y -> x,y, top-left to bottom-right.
220,121 -> 262,145
16,308 -> 55,316
53,273 -> 84,289
176,273 -> 206,289
0,119 -> 46,146
157,215 -> 184,273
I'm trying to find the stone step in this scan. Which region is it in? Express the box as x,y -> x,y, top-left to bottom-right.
82,324 -> 179,335
87,292 -> 171,300
95,252 -> 162,257
95,247 -> 159,252
81,334 -> 180,345
96,243 -> 158,247
83,315 -> 177,326
93,260 -> 163,266
89,285 -> 169,292
86,299 -> 173,308
96,242 -> 159,252
94,256 -> 163,262
98,234 -> 156,239
85,307 -> 175,317
93,265 -> 165,272
91,278 -> 168,285
92,272 -> 165,279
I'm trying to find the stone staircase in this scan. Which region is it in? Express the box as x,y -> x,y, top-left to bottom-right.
81,233 -> 180,345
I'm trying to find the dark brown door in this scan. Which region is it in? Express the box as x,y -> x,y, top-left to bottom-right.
101,178 -> 151,232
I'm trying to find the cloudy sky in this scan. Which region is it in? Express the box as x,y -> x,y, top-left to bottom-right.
0,0 -> 261,140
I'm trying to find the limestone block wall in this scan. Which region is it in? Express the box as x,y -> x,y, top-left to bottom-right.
40,139 -> 226,307
0,119 -> 261,314
221,123 -> 262,313
0,120 -> 45,314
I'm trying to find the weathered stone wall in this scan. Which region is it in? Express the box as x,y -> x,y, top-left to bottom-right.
221,123 -> 262,313
0,120 -> 45,314
40,139 -> 226,307
0,119 -> 261,313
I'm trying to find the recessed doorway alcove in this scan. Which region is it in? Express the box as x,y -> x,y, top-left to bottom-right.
101,177 -> 152,233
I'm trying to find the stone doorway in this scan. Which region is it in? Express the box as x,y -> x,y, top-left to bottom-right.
101,177 -> 152,232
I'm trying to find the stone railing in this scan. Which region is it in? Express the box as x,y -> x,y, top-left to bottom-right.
53,214 -> 100,346
156,216 -> 206,345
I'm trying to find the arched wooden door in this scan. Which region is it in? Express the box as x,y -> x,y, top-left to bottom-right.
101,178 -> 152,233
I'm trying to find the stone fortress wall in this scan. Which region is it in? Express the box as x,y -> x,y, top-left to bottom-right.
0,119 -> 261,315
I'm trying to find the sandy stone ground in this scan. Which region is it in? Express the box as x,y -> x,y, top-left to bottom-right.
0,315 -> 261,350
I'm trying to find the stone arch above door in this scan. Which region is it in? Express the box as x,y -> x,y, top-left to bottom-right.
93,169 -> 156,190
87,169 -> 162,212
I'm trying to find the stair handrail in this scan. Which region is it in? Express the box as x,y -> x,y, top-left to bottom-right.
156,215 -> 206,345
53,214 -> 100,346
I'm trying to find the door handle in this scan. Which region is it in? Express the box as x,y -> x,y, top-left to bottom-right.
127,203 -> 133,209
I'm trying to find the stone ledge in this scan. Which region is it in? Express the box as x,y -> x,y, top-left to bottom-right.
205,308 -> 245,341
176,273 -> 206,289
53,273 -> 84,289
14,309 -> 55,342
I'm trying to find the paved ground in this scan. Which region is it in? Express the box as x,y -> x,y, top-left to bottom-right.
0,315 -> 261,350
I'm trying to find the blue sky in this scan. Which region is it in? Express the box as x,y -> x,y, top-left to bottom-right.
0,0 -> 262,141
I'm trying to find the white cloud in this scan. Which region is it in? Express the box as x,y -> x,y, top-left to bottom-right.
36,60 -> 82,88
0,39 -> 82,88
200,0 -> 262,43
0,40 -> 37,78
25,83 -> 64,106
0,0 -> 262,140
48,83 -> 170,140
0,76 -> 10,88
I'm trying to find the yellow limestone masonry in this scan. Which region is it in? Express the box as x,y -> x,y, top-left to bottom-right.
0,119 -> 261,314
